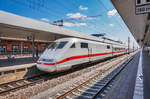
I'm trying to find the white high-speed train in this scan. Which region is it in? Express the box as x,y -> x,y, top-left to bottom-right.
36,38 -> 127,72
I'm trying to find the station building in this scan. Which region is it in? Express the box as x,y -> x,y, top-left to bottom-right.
0,39 -> 49,55
0,10 -> 108,57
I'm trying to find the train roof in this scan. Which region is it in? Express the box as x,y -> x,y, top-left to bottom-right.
56,37 -> 126,47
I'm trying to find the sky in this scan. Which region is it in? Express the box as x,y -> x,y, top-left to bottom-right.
0,0 -> 139,48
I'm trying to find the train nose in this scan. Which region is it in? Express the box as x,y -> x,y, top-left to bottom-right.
36,59 -> 57,72
36,64 -> 57,72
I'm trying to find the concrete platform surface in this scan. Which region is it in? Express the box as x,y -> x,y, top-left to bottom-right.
103,52 -> 139,99
142,51 -> 150,99
103,51 -> 150,99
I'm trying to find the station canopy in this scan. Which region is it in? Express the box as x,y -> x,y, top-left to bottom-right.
111,0 -> 150,47
0,10 -> 103,43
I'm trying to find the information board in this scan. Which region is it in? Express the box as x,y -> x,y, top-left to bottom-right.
136,0 -> 150,14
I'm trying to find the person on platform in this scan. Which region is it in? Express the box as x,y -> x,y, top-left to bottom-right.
7,53 -> 15,62
36,48 -> 39,58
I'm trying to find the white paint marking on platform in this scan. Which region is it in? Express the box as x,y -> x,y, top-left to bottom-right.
133,51 -> 144,99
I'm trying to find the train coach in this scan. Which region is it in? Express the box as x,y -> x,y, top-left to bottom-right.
36,38 -> 127,72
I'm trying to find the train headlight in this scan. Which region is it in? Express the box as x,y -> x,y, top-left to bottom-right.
47,59 -> 54,62
38,58 -> 54,62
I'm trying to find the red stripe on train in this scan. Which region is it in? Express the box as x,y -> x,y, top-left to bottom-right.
36,50 -> 126,65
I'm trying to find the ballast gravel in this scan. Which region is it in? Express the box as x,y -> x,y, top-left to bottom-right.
1,54 -> 135,99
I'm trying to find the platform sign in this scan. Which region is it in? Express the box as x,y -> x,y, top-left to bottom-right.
27,36 -> 33,41
136,0 -> 150,14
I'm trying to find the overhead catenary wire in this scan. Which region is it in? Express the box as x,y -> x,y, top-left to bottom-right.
9,0 -> 127,42
74,0 -> 118,39
96,0 -> 127,33
10,0 -> 66,21
54,0 -> 75,13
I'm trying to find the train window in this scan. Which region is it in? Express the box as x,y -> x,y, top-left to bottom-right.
48,41 -> 68,49
81,43 -> 88,48
48,42 -> 57,49
57,41 -> 68,49
115,48 -> 118,50
137,0 -> 141,4
107,45 -> 110,49
147,0 -> 150,3
70,43 -> 75,48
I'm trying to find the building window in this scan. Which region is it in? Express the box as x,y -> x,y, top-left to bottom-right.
23,46 -> 29,53
0,45 -> 7,54
12,45 -> 19,54
81,43 -> 88,48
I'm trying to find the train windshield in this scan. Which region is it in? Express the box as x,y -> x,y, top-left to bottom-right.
48,42 -> 58,49
56,41 -> 68,49
48,41 -> 68,50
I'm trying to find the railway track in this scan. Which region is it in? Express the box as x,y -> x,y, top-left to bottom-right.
0,74 -> 49,96
0,53 -> 133,98
56,56 -> 133,99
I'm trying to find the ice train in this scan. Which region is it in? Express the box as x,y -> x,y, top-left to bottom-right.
36,38 -> 127,72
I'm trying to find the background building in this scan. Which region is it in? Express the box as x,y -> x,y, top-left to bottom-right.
0,39 -> 49,55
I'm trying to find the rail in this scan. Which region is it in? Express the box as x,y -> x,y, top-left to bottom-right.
56,55 -> 134,99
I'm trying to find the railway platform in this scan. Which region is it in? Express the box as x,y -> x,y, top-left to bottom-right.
0,57 -> 37,67
0,56 -> 43,85
103,51 -> 150,99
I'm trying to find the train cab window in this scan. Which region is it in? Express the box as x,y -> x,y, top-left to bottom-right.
57,41 -> 68,49
48,41 -> 68,49
70,43 -> 75,48
48,42 -> 57,49
107,45 -> 110,49
81,43 -> 88,48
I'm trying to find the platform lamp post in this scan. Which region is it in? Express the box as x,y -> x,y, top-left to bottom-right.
32,34 -> 35,59
128,37 -> 130,54
27,34 -> 35,59
0,32 -> 2,55
20,42 -> 23,56
133,42 -> 134,52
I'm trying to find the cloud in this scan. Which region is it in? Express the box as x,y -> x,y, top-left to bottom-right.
66,12 -> 95,20
107,9 -> 117,17
63,22 -> 87,27
66,13 -> 87,19
40,18 -> 50,22
109,24 -> 114,27
79,5 -> 88,11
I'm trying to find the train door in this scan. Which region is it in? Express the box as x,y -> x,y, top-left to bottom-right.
80,42 -> 89,63
111,44 -> 113,57
88,47 -> 92,62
